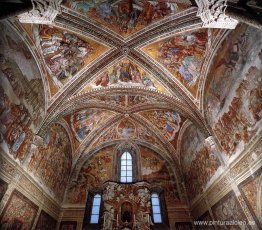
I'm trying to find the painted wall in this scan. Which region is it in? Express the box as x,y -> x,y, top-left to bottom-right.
140,146 -> 179,202
239,168 -> 262,227
180,124 -> 221,201
211,191 -> 251,229
28,123 -> 72,202
35,210 -> 57,230
0,178 -> 8,203
0,21 -> 45,162
0,190 -> 38,230
204,24 -> 262,158
66,146 -> 114,204
190,138 -> 262,229
0,155 -> 60,230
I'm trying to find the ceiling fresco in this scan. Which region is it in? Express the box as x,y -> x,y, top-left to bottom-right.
81,58 -> 171,94
138,110 -> 184,143
21,23 -> 110,96
28,123 -> 72,201
66,146 -> 115,204
63,108 -> 116,143
141,29 -> 208,96
0,22 -> 45,161
91,118 -> 163,149
204,24 -> 262,157
63,0 -> 192,38
2,1 -> 261,214
180,123 -> 221,201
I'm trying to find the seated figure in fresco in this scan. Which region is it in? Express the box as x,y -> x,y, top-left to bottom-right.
119,62 -> 132,82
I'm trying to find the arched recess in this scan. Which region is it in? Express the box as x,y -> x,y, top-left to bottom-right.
38,88 -> 182,133
201,24 -> 262,158
0,20 -> 46,163
72,113 -> 179,170
113,142 -> 142,182
38,82 -> 210,140
7,20 -> 49,112
26,123 -> 73,202
64,138 -> 185,204
179,122 -> 222,203
71,140 -> 177,184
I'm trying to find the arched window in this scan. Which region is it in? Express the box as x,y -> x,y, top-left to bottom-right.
90,194 -> 102,224
120,151 -> 132,183
151,193 -> 162,223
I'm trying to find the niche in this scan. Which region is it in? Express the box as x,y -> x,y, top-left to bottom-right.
121,202 -> 133,223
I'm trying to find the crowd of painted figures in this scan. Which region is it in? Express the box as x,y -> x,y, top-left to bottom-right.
65,0 -> 192,36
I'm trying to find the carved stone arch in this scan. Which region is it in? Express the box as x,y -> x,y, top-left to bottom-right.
72,110 -> 182,167
39,85 -> 211,138
54,102 -> 124,122
38,87 -> 177,134
56,8 -> 124,47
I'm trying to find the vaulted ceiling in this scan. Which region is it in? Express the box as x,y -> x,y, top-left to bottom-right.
3,1 -> 222,197
2,0 -> 261,206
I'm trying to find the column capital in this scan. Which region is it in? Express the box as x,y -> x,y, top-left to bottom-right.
196,0 -> 238,29
18,0 -> 62,24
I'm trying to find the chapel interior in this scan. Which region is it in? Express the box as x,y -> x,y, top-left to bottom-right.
0,0 -> 261,230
